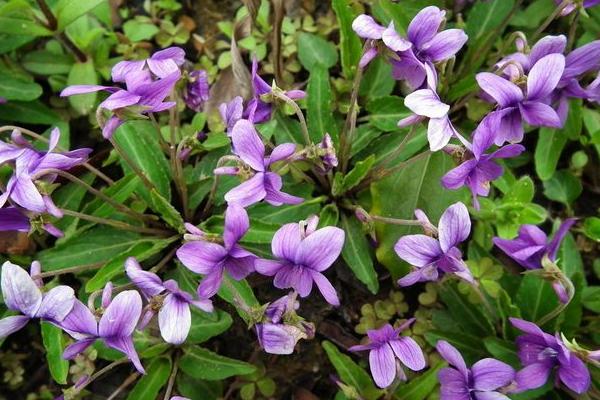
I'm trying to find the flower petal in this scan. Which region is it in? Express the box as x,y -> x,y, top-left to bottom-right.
389,337 -> 426,371
352,14 -> 385,39
60,299 -> 98,338
1,261 -> 42,317
223,204 -> 249,249
423,29 -> 468,62
369,345 -> 397,388
311,271 -> 340,306
255,259 -> 286,276
98,290 -> 142,338
176,241 -> 227,275
514,363 -> 552,391
272,223 -> 303,261
197,268 -> 224,299
529,35 -> 567,65
63,338 -> 96,360
427,116 -> 456,151
547,218 -> 576,261
407,6 -> 445,48
476,73 -> 523,107
404,89 -> 449,118
0,315 -> 30,338
263,173 -> 304,206
297,226 -> 345,271
125,257 -> 165,298
103,336 -> 145,374
438,202 -> 471,253
519,101 -> 562,128
471,358 -> 515,391
382,22 -> 412,52
231,119 -> 265,171
268,143 -> 296,165
394,235 -> 442,267
436,340 -> 468,377
36,285 -> 75,322
224,173 -> 267,208
438,367 -> 470,400
557,353 -> 591,394
158,294 -> 191,345
527,54 -> 565,100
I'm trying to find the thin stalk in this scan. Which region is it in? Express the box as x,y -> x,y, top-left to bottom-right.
36,0 -> 87,62
60,209 -> 171,236
162,353 -> 180,400
201,155 -> 239,218
339,60 -> 365,172
378,126 -> 417,168
169,107 -> 190,220
107,372 -> 140,400
536,277 -> 574,326
369,215 -> 423,226
532,0 -> 571,42
472,283 -> 496,318
78,358 -> 129,392
0,125 -> 114,185
36,262 -> 104,279
46,169 -> 157,223
109,137 -> 158,193
149,114 -> 170,153
567,9 -> 581,51
271,90 -> 311,145
222,276 -> 252,314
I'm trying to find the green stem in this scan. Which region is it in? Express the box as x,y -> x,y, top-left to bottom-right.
532,0 -> 571,42
536,277 -> 574,326
370,215 -> 423,226
163,353 -> 180,400
169,106 -> 190,221
36,262 -> 104,279
339,60 -> 365,172
60,208 -> 171,236
567,9 -> 581,51
109,137 -> 158,193
107,372 -> 140,400
379,126 -> 418,168
271,90 -> 311,145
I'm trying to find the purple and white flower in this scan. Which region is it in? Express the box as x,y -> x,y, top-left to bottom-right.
184,69 -> 210,112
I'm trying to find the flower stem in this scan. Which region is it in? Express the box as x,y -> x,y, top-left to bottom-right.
169,106 -> 190,221
271,90 -> 311,145
536,282 -> 573,327
36,262 -> 104,279
339,56 -> 365,172
370,215 -> 422,226
60,208 -> 171,236
107,372 -> 140,400
35,0 -> 87,62
532,0 -> 571,42
109,137 -> 159,193
163,353 -> 180,400
567,9 -> 581,51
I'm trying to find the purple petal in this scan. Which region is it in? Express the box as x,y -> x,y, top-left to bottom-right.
98,290 -> 142,338
223,204 -> 249,249
519,101 -> 562,128
297,226 -> 345,271
102,116 -> 123,139
0,315 -> 30,337
382,22 -> 412,52
268,143 -> 296,165
271,223 -> 302,261
557,353 -> 591,394
264,173 -> 304,206
99,90 -> 141,110
495,108 -> 524,145
473,393 -> 511,400
63,338 -> 96,360
394,235 -> 442,267
1,261 -> 42,317
564,40 -> 600,79
125,257 -> 164,298
224,173 -> 267,207
471,358 -> 515,391
422,29 -> 468,63
190,298 -> 214,313
197,268 -> 224,299
391,52 -> 427,90
438,202 -> 471,253
441,160 -> 476,190
0,207 -> 30,232
529,35 -> 567,65
311,271 -> 340,306
176,241 -> 227,274
515,363 -> 552,391
404,89 -> 449,118
223,255 -> 255,280
147,48 -> 185,78
255,259 -> 286,276
36,285 -> 75,322
352,14 -> 385,39
359,47 -> 379,68
489,144 -> 525,159
111,60 -> 145,82
256,323 -> 303,355
397,267 -> 439,287
527,54 -> 565,100
389,337 -> 426,371
369,345 -> 397,388
220,97 -> 244,133
273,265 -> 313,297
407,6 -> 445,48
231,119 -> 265,172
438,367 -> 470,400
158,293 -> 190,345
60,299 -> 98,338
428,116 -> 456,151
60,85 -> 114,97
103,336 -> 145,374
509,318 -> 546,337
547,218 -> 576,261
151,47 -> 185,64
476,73 -> 523,107
10,175 -> 46,213
436,340 -> 468,377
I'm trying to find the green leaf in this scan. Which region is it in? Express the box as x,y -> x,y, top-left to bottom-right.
322,341 -> 384,400
0,17 -> 51,36
114,121 -> 172,204
483,337 -> 520,367
22,50 -> 74,75
0,100 -> 60,124
509,0 -> 554,28
438,284 -> 495,336
85,237 -> 176,292
179,346 -> 256,380
54,0 -> 105,30
542,170 -> 582,205
273,112 -> 303,144
177,373 -> 223,400
123,19 -> 159,42
583,286 -> 600,313
188,309 -> 232,344
359,58 -> 395,101
37,226 -> 140,270
217,276 -> 259,323
584,217 -> 600,241
249,195 -> 325,224
371,152 -> 465,276
52,173 -> 94,234
297,32 -> 338,71
41,322 -> 69,385
83,175 -> 141,219
393,361 -> 445,400
340,213 -> 379,294
67,60 -> 98,115
365,96 -> 410,132
535,127 -> 567,181
201,215 -> 278,244
341,155 -> 375,193
424,330 -> 487,364
126,357 -> 172,400
516,274 -> 559,330
319,203 -> 340,228
149,189 -> 185,233
0,75 -> 42,101
332,0 -> 362,78
306,66 -> 337,143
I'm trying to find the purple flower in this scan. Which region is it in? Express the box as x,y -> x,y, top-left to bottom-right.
125,257 -> 213,345
219,96 -> 244,135
176,205 -> 257,298
0,128 -> 90,218
214,119 -> 303,208
60,289 -> 145,374
255,216 -> 344,306
476,54 -> 565,145
0,261 -> 74,338
392,7 -> 467,90
510,318 -> 590,394
349,320 -> 426,388
395,202 -> 474,286
0,207 -> 31,232
442,117 -> 525,208
436,340 -> 516,400
556,0 -> 600,16
493,219 -> 575,270
351,14 -> 412,68
317,133 -> 338,172
184,69 -> 210,112
60,48 -> 183,138
0,97 -> 6,104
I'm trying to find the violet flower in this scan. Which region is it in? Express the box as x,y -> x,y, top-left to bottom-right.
184,69 -> 210,112
477,54 -> 565,145
125,257 -> 213,345
395,202 -> 474,286
351,14 -> 412,68
255,216 -> 344,306
510,318 -> 590,394
255,293 -> 312,355
176,205 -> 257,298
556,0 -> 600,16
60,289 -> 145,374
60,48 -> 183,138
0,261 -> 74,338
219,96 -> 244,135
442,117 -> 525,208
0,128 -> 90,218
215,119 -> 303,208
349,320 -> 426,388
0,207 -> 31,233
436,340 -> 516,400
317,133 -> 338,172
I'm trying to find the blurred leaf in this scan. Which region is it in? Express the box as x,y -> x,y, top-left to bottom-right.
177,373 -> 223,400
438,284 -> 495,336
22,50 -> 74,75
483,337 -> 520,367
41,322 -> 69,385
584,217 -> 600,242
306,66 -> 337,143
52,173 -> 94,234
341,155 -> 375,193
126,357 -> 171,400
218,276 -> 259,323
332,0 -> 362,79
322,340 -> 384,400
273,112 -> 303,144
249,195 -> 324,224
535,127 -> 567,181
179,346 -> 256,380
188,309 -> 232,344
123,19 -> 159,42
54,0 -> 105,30
583,286 -> 600,313
319,204 -> 340,227
0,17 -> 51,36
365,96 -> 409,132
67,60 -> 98,115
297,32 -> 338,71
340,213 -> 378,294
350,124 -> 384,157
0,75 -> 42,101
509,0 -> 554,27
149,189 -> 185,233
516,275 -> 559,330
543,170 -> 582,205
0,100 -> 61,124
359,57 -> 395,101
83,175 -> 141,219
392,361 -> 445,400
